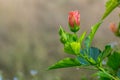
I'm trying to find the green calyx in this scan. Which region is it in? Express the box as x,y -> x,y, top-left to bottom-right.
69,23 -> 80,33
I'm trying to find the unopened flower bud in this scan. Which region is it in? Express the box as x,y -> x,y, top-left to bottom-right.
68,11 -> 80,32
109,22 -> 120,37
110,23 -> 117,33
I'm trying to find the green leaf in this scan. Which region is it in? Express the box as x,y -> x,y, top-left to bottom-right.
81,47 -> 101,61
64,42 -> 80,55
84,21 -> 102,48
48,58 -> 81,70
78,32 -> 86,44
64,32 -> 86,55
59,26 -> 78,44
78,47 -> 101,65
102,0 -> 120,20
70,42 -> 81,55
77,56 -> 90,65
59,26 -> 68,44
64,43 -> 74,54
88,47 -> 101,62
99,45 -> 112,62
95,71 -> 111,80
107,51 -> 120,70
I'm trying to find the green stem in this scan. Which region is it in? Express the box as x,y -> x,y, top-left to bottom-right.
96,66 -> 119,80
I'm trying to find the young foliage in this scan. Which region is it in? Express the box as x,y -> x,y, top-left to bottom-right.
78,47 -> 101,65
99,45 -> 112,62
59,26 -> 78,44
107,51 -> 120,70
78,32 -> 86,44
77,56 -> 90,65
48,58 -> 81,70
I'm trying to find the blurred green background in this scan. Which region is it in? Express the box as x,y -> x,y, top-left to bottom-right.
0,0 -> 119,80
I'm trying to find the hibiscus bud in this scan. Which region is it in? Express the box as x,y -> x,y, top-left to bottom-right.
68,11 -> 80,32
109,23 -> 117,33
109,22 -> 120,37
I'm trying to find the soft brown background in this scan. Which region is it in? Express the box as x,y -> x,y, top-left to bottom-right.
0,0 -> 119,80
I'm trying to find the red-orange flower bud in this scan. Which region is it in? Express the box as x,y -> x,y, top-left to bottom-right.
109,23 -> 117,33
68,11 -> 80,32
